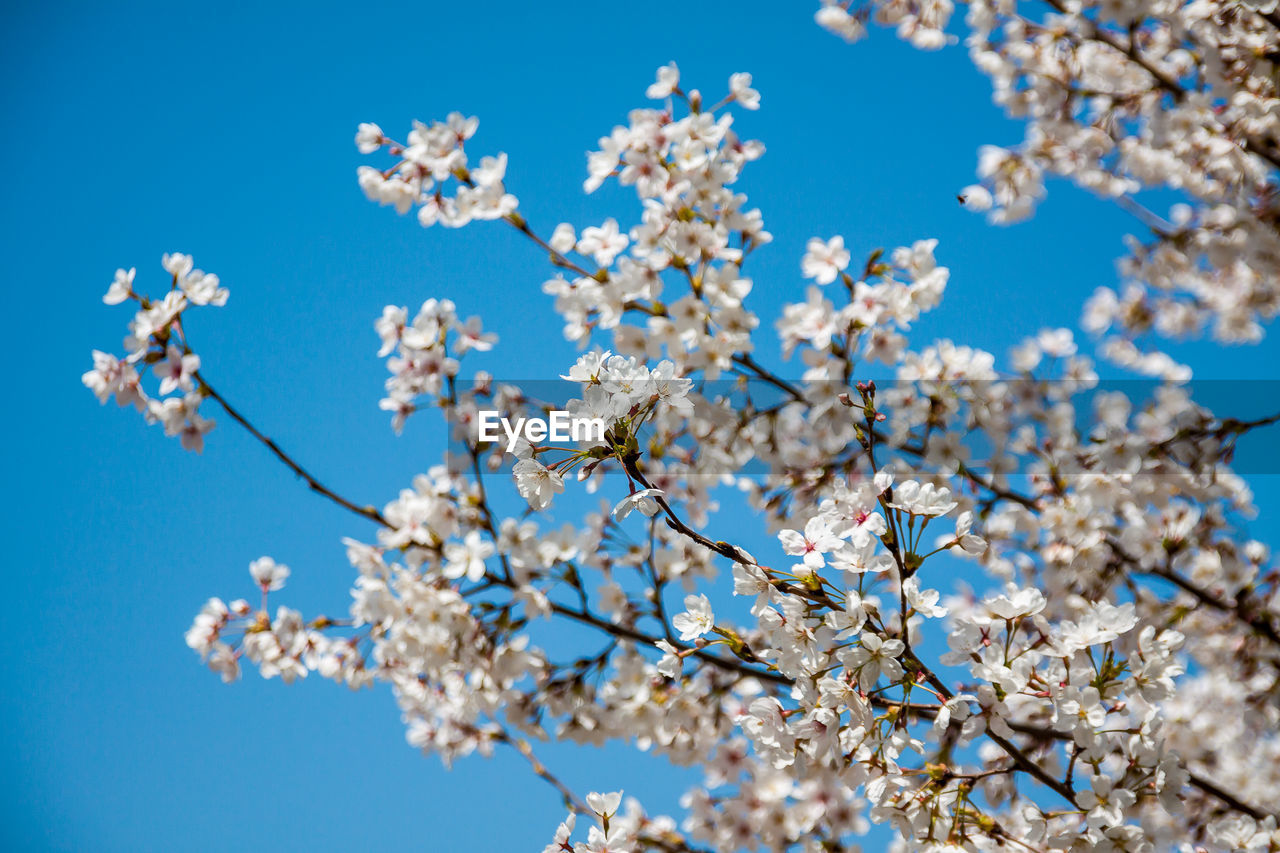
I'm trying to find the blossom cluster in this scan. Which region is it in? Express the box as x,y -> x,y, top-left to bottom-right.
817,0 -> 1280,354
82,255 -> 227,451
373,297 -> 495,432
87,41 -> 1280,853
356,114 -> 517,228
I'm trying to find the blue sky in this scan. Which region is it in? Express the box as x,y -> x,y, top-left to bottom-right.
5,1 -> 1280,851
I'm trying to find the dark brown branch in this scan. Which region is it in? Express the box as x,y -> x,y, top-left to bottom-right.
196,373 -> 388,526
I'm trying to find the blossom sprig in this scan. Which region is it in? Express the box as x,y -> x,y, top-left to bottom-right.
817,0 -> 1280,359
373,297 -> 496,432
185,556 -> 368,687
356,115 -> 517,228
82,254 -> 227,451
781,238 -> 947,371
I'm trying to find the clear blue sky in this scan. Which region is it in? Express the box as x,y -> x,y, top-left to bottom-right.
5,2 -> 1280,851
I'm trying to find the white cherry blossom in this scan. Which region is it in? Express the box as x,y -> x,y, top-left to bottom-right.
672,594 -> 715,641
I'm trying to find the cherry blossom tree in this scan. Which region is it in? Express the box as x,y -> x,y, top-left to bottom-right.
83,3 -> 1280,851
